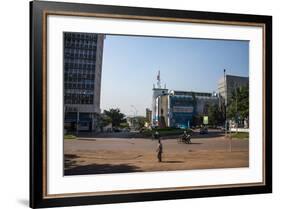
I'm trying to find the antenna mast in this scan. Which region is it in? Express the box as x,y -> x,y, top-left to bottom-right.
157,70 -> 161,88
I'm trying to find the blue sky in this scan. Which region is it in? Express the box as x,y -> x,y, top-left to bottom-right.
100,35 -> 249,116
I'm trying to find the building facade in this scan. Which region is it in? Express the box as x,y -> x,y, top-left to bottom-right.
218,74 -> 249,105
145,108 -> 152,124
63,32 -> 105,132
152,87 -> 168,126
153,90 -> 219,128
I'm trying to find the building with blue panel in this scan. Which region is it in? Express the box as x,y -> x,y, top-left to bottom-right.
168,94 -> 195,128
153,90 -> 218,128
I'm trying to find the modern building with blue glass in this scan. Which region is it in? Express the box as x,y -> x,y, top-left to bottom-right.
63,32 -> 105,132
168,91 -> 195,128
153,89 -> 218,128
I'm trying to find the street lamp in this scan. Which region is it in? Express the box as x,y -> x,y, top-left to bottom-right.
130,105 -> 138,116
130,105 -> 138,130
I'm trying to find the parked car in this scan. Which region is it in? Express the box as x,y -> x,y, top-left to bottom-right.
113,127 -> 121,132
200,126 -> 208,134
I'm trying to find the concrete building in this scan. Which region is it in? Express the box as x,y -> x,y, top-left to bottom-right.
155,94 -> 170,127
145,108 -> 152,123
218,74 -> 249,105
63,32 -> 105,132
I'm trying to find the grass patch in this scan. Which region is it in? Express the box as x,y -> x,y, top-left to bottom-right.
231,132 -> 249,139
64,134 -> 77,140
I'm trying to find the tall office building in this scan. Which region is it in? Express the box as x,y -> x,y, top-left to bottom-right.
218,74 -> 249,105
63,32 -> 105,132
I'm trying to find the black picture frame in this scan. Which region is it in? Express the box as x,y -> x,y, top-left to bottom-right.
30,1 -> 272,208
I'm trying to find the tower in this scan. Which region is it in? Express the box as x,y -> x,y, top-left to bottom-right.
151,70 -> 168,126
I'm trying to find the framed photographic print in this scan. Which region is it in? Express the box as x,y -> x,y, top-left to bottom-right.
30,0 -> 272,208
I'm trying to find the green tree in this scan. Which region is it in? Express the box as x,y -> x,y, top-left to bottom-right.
227,85 -> 249,121
119,122 -> 130,129
97,114 -> 112,132
208,104 -> 224,126
191,114 -> 202,127
133,116 -> 147,130
104,108 -> 126,127
99,114 -> 112,127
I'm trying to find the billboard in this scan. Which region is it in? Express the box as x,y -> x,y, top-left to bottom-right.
173,106 -> 194,113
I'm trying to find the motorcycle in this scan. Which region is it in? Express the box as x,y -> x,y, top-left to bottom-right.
178,134 -> 191,144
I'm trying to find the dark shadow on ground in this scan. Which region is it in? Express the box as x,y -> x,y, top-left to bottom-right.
64,154 -> 142,175
64,154 -> 81,169
70,131 -> 138,139
64,163 -> 142,175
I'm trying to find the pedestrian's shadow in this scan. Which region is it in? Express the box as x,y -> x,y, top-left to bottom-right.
161,160 -> 184,163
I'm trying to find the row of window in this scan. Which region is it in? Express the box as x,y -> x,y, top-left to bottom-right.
64,47 -> 97,54
64,69 -> 95,75
65,88 -> 93,94
65,42 -> 97,50
64,48 -> 97,57
64,77 -> 94,84
65,52 -> 97,60
64,93 -> 94,105
65,58 -> 96,65
64,73 -> 95,81
64,83 -> 95,90
64,58 -> 96,65
64,33 -> 98,41
64,62 -> 96,70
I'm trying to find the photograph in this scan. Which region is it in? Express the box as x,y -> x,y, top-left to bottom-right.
29,1 -> 272,207
63,32 -> 250,176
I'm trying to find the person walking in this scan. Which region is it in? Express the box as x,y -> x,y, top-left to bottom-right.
156,139 -> 163,162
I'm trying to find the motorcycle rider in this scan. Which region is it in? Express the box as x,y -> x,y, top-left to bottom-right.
182,130 -> 191,144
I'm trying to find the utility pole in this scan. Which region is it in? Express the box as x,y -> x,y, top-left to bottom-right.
224,69 -> 231,152
235,83 -> 238,134
224,69 -> 227,136
131,105 -> 138,130
76,111 -> 79,137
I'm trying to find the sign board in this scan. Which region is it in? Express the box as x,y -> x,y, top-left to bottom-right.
173,106 -> 193,113
203,116 -> 208,125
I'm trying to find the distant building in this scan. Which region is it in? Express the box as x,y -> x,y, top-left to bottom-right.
154,90 -> 219,128
145,108 -> 152,123
218,74 -> 249,105
63,32 -> 105,132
